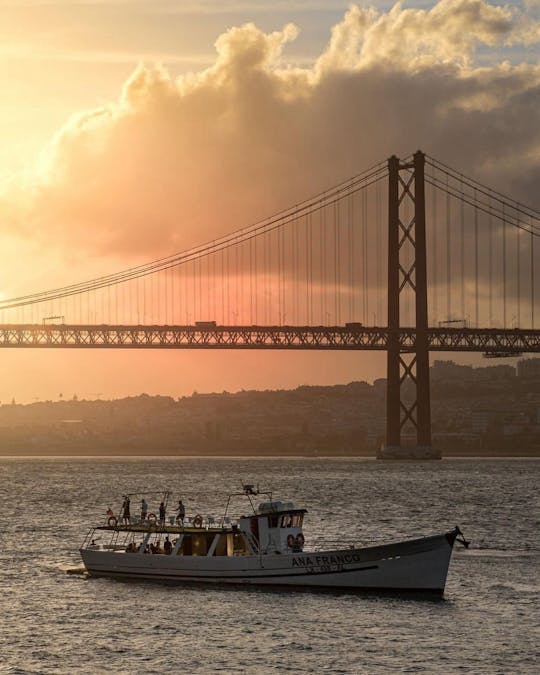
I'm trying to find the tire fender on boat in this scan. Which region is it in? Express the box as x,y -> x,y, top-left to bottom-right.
193,514 -> 204,528
287,534 -> 295,548
147,513 -> 157,523
296,533 -> 305,547
107,516 -> 117,527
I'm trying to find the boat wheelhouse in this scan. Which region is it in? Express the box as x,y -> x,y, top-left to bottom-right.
80,485 -> 468,596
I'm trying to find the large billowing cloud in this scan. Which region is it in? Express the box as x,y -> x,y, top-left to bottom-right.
1,0 -> 540,262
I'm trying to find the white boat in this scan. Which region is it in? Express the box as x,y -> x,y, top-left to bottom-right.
80,486 -> 469,596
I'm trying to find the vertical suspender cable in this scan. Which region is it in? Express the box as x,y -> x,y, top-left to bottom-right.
248,239 -> 257,325
334,200 -> 340,325
362,189 -> 367,324
488,202 -> 493,327
226,246 -> 230,324
306,211 -> 310,325
235,240 -> 239,323
253,237 -> 257,325
198,258 -> 202,322
432,177 -> 438,324
264,232 -> 268,325
364,185 -> 368,324
309,211 -> 314,325
278,226 -> 282,324
446,173 -> 451,321
348,188 -> 353,322
474,189 -> 479,327
293,215 -> 298,324
531,227 -> 535,329
502,203 -> 507,328
321,203 -> 326,324
516,209 -> 521,327
375,182 -> 381,324
460,177 -> 465,321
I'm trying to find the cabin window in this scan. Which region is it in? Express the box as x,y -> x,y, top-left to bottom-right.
177,535 -> 192,556
178,534 -> 211,556
230,533 -> 249,556
292,514 -> 303,527
280,514 -> 292,528
192,535 -> 208,556
213,535 -> 228,556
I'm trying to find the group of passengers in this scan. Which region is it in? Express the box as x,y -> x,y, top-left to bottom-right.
125,535 -> 174,555
111,496 -> 186,526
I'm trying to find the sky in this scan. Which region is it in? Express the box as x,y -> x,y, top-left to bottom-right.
0,0 -> 539,403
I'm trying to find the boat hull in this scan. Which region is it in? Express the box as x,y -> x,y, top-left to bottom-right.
80,531 -> 457,596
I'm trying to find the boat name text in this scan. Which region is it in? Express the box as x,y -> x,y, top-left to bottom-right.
292,553 -> 360,567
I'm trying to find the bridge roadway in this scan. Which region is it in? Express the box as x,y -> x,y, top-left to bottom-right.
0,324 -> 539,353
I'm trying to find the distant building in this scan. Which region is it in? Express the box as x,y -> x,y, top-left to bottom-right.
373,379 -> 386,397
471,410 -> 494,434
431,360 -> 473,381
517,358 -> 540,379
474,364 -> 515,381
502,412 -> 528,436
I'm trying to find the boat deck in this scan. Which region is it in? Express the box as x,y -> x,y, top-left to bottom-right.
95,524 -> 229,535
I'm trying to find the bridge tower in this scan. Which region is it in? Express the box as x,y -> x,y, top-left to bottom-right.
378,151 -> 440,459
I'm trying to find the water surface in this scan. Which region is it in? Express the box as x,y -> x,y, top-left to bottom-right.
0,458 -> 538,673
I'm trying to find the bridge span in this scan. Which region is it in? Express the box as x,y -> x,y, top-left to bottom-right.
1,324 -> 539,354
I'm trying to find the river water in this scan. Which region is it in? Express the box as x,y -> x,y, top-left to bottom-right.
0,457 -> 538,674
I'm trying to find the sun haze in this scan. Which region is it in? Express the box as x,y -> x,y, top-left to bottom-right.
0,0 -> 539,402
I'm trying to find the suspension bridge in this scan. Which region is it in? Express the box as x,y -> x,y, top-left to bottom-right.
2,151 -> 540,458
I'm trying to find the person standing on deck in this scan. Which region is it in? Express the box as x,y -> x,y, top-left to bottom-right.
159,501 -> 166,525
177,499 -> 185,525
140,498 -> 148,521
121,495 -> 131,524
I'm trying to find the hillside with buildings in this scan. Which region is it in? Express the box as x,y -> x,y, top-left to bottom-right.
1,358 -> 540,456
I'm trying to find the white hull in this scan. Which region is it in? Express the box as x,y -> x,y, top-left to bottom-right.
81,531 -> 457,596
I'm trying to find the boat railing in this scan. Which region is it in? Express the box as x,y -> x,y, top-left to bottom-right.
97,513 -> 235,529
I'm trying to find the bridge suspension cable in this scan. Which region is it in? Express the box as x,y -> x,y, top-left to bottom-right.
425,155 -> 540,330
2,151 -> 539,334
425,155 -> 540,235
0,161 -> 388,312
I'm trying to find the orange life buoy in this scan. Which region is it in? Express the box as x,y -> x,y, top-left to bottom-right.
193,514 -> 204,528
287,534 -> 295,548
296,533 -> 305,547
107,516 -> 117,527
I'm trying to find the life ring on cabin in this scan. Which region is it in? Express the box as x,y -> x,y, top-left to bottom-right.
193,514 -> 204,529
146,513 -> 157,523
287,534 -> 295,548
107,516 -> 117,527
296,533 -> 305,547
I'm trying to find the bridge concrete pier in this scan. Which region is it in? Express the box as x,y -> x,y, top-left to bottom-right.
377,445 -> 441,460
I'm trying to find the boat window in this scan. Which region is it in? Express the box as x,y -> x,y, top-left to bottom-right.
292,514 -> 303,527
231,533 -> 249,556
213,535 -> 228,556
280,514 -> 292,528
177,534 -> 209,556
178,535 -> 192,556
268,515 -> 279,528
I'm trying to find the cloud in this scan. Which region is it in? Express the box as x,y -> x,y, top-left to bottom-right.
1,0 -> 539,266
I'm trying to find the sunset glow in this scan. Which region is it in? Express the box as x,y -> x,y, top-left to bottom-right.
0,0 -> 539,401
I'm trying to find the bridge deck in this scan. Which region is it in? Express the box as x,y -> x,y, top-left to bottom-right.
0,324 -> 539,353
